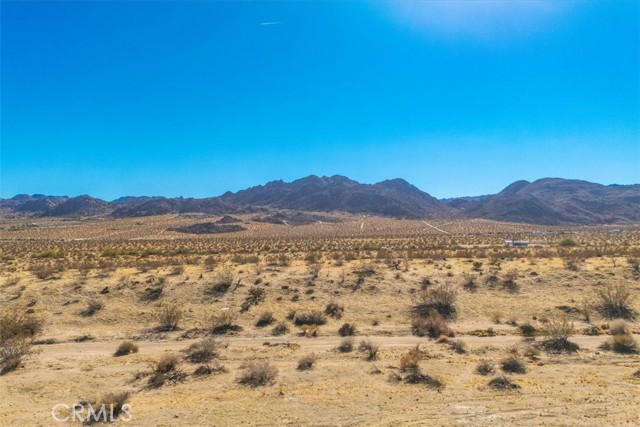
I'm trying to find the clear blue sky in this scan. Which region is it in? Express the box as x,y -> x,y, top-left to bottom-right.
1,0 -> 639,200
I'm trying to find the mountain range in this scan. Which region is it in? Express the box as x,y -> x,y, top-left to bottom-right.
1,176 -> 638,225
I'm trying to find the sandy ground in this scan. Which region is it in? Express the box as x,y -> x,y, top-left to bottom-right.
0,217 -> 639,426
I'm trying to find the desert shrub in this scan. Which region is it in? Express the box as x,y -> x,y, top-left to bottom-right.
91,392 -> 130,422
448,339 -> 466,354
154,303 -> 183,332
208,309 -> 242,335
337,337 -> 354,353
338,323 -> 357,337
501,270 -> 519,293
609,319 -> 629,336
411,310 -> 451,339
600,334 -> 639,354
559,238 -> 578,247
236,361 -> 278,387
358,339 -> 379,361
140,284 -> 164,302
0,310 -> 44,343
0,337 -> 33,375
255,311 -> 275,328
413,283 -> 457,319
183,338 -> 219,363
148,354 -> 186,388
399,348 -> 421,372
193,361 -> 227,376
462,275 -> 478,292
293,311 -> 327,326
475,360 -> 494,376
80,300 -> 103,317
206,268 -> 235,297
114,341 -> 138,357
500,356 -> 526,374
241,287 -> 266,311
324,302 -> 344,319
271,322 -> 289,336
518,323 -> 536,337
488,375 -> 520,390
297,353 -> 316,371
596,283 -> 635,319
540,316 -> 579,353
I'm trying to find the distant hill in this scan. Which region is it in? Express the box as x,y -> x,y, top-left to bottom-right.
462,178 -> 640,225
1,176 -> 638,225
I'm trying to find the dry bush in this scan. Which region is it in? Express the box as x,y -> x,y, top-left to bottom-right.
271,322 -> 289,336
609,319 -> 629,336
500,356 -> 526,374
324,302 -> 344,319
399,348 -> 421,372
154,303 -> 183,332
80,300 -> 103,317
208,309 -> 242,335
411,310 -> 451,339
448,339 -> 466,354
488,375 -> 520,390
358,339 -> 379,361
206,267 -> 235,297
338,323 -> 357,337
114,341 -> 138,357
148,354 -> 186,388
596,283 -> 635,319
413,283 -> 457,319
193,361 -> 227,376
241,287 -> 266,311
461,274 -> 478,292
337,337 -> 354,353
475,360 -> 494,376
183,338 -> 219,363
91,391 -> 131,422
0,337 -> 33,375
293,311 -> 327,326
541,316 -> 579,353
255,311 -> 275,328
236,360 -> 278,387
518,323 -> 536,337
599,335 -> 639,354
297,353 -> 316,371
0,309 -> 44,342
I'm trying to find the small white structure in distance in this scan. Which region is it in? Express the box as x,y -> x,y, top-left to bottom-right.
505,240 -> 529,248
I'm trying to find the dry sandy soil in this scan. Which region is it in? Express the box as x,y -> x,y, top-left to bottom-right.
0,214 -> 639,426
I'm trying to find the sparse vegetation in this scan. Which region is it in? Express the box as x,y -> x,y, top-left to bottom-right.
236,360 -> 278,387
114,341 -> 138,357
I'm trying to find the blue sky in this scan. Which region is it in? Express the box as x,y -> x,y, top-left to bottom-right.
1,0 -> 638,200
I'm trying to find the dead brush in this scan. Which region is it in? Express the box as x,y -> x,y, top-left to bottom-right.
255,311 -> 275,328
411,309 -> 451,339
324,302 -> 344,319
147,354 -> 186,389
90,391 -> 131,422
154,303 -> 183,332
183,338 -> 219,363
236,360 -> 278,387
599,334 -> 639,354
595,283 -> 635,320
208,309 -> 243,335
206,267 -> 236,297
358,339 -> 380,361
338,323 -> 357,337
413,283 -> 457,319
114,341 -> 138,357
80,300 -> 103,317
337,337 -> 354,353
540,316 -> 579,353
297,353 -> 316,371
